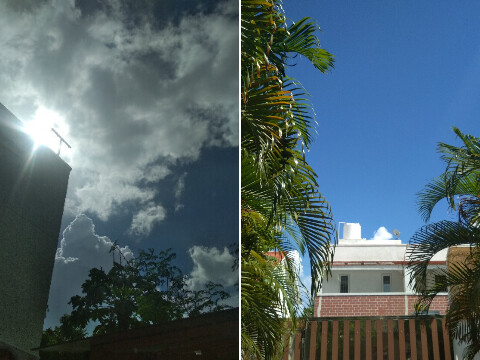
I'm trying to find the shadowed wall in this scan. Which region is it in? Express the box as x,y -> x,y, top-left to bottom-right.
0,104 -> 71,358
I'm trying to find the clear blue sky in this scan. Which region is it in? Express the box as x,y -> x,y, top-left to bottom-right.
284,0 -> 480,241
282,1 -> 480,283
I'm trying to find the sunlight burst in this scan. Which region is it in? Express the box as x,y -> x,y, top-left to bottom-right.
23,107 -> 70,155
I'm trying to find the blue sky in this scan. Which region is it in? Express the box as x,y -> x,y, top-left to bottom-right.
284,1 -> 480,240
282,1 -> 480,284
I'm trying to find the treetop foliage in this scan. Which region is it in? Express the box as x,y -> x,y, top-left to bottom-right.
41,247 -> 234,355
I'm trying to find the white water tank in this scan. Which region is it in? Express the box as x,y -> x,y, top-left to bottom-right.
343,223 -> 361,239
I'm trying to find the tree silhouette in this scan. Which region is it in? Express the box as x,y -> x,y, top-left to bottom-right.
42,248 -> 234,346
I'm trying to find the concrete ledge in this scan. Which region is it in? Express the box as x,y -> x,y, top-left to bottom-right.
317,292 -> 448,296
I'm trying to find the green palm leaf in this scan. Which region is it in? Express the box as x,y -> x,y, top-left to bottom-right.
241,0 -> 334,357
407,128 -> 480,360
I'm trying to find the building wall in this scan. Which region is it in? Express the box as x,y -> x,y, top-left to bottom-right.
0,104 -> 71,357
88,309 -> 238,360
322,269 -> 405,293
406,295 -> 449,314
315,294 -> 448,317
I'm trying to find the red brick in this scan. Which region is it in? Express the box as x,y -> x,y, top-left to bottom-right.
316,294 -> 449,317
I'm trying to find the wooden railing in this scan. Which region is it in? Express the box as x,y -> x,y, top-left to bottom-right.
285,316 -> 452,360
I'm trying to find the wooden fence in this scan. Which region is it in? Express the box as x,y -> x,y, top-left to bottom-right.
285,316 -> 452,360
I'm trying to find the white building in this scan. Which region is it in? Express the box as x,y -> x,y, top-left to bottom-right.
265,250 -> 302,317
314,223 -> 449,317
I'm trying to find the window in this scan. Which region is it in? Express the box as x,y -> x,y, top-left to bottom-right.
435,275 -> 448,292
340,275 -> 349,293
383,275 -> 391,292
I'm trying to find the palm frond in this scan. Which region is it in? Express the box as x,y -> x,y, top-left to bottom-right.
409,128 -> 480,358
406,221 -> 478,292
241,0 -> 334,357
417,172 -> 480,222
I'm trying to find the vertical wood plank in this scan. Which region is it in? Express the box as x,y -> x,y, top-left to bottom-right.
365,320 -> 372,360
388,319 -> 394,360
321,321 -> 328,360
354,320 -> 361,360
283,335 -> 291,360
309,321 -> 317,360
442,318 -> 451,360
377,320 -> 383,360
398,319 -> 406,360
294,330 -> 302,360
409,319 -> 417,360
343,320 -> 350,360
431,319 -> 440,360
420,321 -> 428,360
332,320 -> 339,360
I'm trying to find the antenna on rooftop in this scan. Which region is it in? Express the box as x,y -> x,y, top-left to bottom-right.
51,127 -> 71,156
393,229 -> 401,240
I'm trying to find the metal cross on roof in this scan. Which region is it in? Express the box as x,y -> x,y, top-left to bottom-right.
51,127 -> 71,156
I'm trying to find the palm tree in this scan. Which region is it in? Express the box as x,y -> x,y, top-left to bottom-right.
241,0 -> 335,358
406,127 -> 480,359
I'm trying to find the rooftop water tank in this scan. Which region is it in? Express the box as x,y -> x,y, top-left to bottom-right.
343,223 -> 361,239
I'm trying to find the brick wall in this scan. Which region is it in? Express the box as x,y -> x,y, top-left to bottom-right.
316,294 -> 449,317
406,295 -> 449,314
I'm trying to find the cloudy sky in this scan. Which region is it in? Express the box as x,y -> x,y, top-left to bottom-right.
0,0 -> 238,328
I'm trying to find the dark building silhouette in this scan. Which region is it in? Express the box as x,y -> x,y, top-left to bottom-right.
0,104 -> 71,359
37,308 -> 238,360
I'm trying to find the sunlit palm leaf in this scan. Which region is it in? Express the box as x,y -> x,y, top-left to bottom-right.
241,0 -> 334,358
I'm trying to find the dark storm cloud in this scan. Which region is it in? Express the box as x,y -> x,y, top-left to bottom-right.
0,0 -> 238,236
74,0 -> 232,28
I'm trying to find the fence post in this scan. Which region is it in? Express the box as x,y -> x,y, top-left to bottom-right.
431,319 -> 440,360
294,329 -> 302,360
343,320 -> 349,360
300,316 -> 450,360
398,319 -> 406,360
365,320 -> 372,359
377,320 -> 383,360
321,321 -> 328,360
332,320 -> 339,360
420,320 -> 428,360
409,318 -> 417,360
354,320 -> 361,360
388,319 -> 394,360
309,321 -> 317,360
442,318 -> 451,360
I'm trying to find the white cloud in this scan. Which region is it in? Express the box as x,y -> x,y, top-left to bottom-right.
174,172 -> 187,199
174,172 -> 187,212
372,226 -> 393,240
129,203 -> 166,238
0,0 -> 238,236
186,245 -> 238,308
144,165 -> 171,183
186,246 -> 237,291
46,214 -> 133,328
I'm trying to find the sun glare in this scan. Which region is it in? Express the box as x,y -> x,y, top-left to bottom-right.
23,107 -> 71,155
